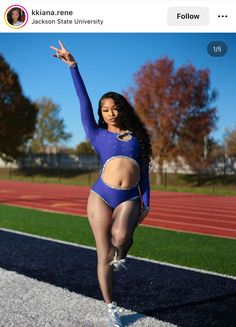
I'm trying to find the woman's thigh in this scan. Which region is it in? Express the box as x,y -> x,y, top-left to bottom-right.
111,199 -> 141,241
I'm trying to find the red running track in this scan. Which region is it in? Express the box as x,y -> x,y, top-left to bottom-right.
0,180 -> 236,239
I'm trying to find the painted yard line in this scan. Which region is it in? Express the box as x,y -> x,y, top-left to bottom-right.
0,227 -> 235,281
147,218 -> 236,232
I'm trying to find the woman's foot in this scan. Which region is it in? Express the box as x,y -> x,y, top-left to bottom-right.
107,302 -> 124,327
109,250 -> 127,271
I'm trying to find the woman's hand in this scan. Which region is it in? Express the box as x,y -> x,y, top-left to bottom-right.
137,206 -> 150,225
50,40 -> 76,66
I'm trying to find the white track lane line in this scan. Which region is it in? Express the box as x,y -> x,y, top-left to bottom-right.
0,228 -> 235,280
0,267 -> 177,327
146,218 -> 236,232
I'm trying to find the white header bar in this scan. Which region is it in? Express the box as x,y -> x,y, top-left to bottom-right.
0,1 -> 235,33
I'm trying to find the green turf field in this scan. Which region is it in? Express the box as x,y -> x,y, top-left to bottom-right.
0,204 -> 235,276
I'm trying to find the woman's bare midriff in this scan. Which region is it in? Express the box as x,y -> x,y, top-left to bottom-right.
101,157 -> 140,189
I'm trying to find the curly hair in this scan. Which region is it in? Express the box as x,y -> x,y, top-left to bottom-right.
98,91 -> 152,167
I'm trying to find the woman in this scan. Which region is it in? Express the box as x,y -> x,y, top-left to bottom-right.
8,8 -> 24,26
50,40 -> 152,327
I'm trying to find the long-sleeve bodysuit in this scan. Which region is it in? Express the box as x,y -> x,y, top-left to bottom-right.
70,65 -> 150,209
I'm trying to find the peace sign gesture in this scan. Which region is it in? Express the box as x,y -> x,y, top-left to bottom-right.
50,40 -> 77,66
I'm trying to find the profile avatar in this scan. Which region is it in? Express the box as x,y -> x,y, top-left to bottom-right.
6,7 -> 26,28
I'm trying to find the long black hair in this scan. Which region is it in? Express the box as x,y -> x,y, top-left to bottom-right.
98,91 -> 152,167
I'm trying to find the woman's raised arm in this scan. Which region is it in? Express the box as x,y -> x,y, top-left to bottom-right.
50,40 -> 99,142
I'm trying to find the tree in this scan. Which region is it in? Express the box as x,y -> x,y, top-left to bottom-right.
126,57 -> 218,181
76,141 -> 96,155
0,54 -> 38,161
31,97 -> 72,153
224,127 -> 236,157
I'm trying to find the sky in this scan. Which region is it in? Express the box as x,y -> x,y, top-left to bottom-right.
0,33 -> 235,147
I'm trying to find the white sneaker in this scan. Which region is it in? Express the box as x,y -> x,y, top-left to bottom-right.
109,251 -> 127,272
107,302 -> 124,327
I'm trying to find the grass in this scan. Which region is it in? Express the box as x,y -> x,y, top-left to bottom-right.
0,204 -> 235,276
0,169 -> 99,186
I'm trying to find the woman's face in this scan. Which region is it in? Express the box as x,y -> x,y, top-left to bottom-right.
12,10 -> 20,22
101,98 -> 120,127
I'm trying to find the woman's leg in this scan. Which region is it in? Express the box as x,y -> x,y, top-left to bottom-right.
111,199 -> 141,260
87,191 -> 115,304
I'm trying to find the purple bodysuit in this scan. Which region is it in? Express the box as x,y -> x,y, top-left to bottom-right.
70,65 -> 150,209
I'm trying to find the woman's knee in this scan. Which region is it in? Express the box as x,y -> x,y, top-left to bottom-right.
111,229 -> 129,248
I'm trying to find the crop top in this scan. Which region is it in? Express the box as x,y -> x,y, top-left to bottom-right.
70,65 -> 150,208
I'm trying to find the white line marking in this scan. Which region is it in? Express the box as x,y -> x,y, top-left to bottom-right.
147,218 -> 236,232
0,227 -> 235,281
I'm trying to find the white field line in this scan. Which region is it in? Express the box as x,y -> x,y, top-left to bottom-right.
146,218 -> 236,232
0,227 -> 235,281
